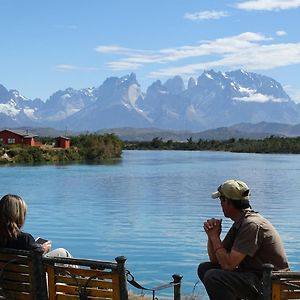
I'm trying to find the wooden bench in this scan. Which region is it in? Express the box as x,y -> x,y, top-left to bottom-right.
1,249 -> 182,300
262,264 -> 300,300
0,248 -> 47,300
43,255 -> 129,300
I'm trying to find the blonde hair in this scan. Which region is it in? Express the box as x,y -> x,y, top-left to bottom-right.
0,194 -> 27,246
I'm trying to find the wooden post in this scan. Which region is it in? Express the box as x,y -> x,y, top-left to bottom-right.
31,250 -> 48,300
262,263 -> 274,300
172,274 -> 183,300
115,256 -> 128,300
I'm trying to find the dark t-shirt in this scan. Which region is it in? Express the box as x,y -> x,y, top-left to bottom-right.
222,209 -> 289,274
4,231 -> 43,252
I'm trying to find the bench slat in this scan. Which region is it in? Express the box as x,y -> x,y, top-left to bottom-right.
0,248 -> 47,300
47,265 -> 117,299
54,275 -> 114,289
56,294 -> 108,300
0,291 -> 32,300
263,264 -> 300,300
54,266 -> 114,278
1,270 -> 30,282
1,281 -> 31,292
55,284 -> 114,298
0,261 -> 30,273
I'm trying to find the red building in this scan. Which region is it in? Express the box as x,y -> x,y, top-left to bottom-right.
0,129 -> 37,146
56,136 -> 70,149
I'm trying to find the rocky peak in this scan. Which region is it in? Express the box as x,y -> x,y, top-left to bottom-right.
163,75 -> 185,94
187,77 -> 196,90
0,84 -> 10,103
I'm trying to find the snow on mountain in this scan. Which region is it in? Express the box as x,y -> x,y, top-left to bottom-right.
0,99 -> 20,118
39,87 -> 97,122
0,69 -> 299,131
60,73 -> 149,130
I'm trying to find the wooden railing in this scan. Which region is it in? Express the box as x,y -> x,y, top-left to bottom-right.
262,264 -> 300,300
0,248 -> 183,300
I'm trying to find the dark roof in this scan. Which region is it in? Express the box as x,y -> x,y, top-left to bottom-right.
0,129 -> 37,138
57,136 -> 70,140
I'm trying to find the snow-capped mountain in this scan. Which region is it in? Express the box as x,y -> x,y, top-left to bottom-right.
62,73 -> 148,130
38,87 -> 97,122
1,70 -> 300,131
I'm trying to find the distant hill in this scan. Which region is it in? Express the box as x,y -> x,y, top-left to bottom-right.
3,122 -> 300,142
97,122 -> 295,141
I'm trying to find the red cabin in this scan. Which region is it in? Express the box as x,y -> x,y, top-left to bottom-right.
0,129 -> 37,146
56,136 -> 70,149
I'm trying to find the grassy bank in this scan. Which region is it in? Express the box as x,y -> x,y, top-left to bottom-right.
0,133 -> 123,164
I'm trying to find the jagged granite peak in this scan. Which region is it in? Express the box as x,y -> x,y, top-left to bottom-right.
95,72 -> 142,108
225,69 -> 290,102
0,84 -> 10,103
1,69 -> 300,131
163,75 -> 185,94
9,89 -> 28,101
40,87 -> 97,122
145,80 -> 166,96
196,69 -> 233,93
138,80 -> 168,112
187,77 -> 196,90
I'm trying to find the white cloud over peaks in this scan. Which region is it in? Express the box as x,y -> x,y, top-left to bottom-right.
276,30 -> 287,36
236,0 -> 300,11
150,42 -> 300,78
107,61 -> 142,71
184,10 -> 229,20
95,32 -> 269,70
95,32 -> 300,79
54,64 -> 98,72
234,93 -> 287,103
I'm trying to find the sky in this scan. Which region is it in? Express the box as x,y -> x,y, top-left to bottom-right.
0,0 -> 300,102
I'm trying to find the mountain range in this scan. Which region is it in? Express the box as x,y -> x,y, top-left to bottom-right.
1,69 -> 300,132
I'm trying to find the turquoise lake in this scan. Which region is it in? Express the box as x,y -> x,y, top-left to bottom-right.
1,150 -> 300,299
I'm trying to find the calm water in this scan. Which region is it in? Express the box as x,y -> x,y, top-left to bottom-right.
1,150 -> 300,298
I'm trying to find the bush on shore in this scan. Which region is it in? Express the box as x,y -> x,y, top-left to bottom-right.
0,133 -> 123,164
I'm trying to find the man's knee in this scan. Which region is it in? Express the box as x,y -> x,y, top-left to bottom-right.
197,262 -> 219,282
202,268 -> 222,287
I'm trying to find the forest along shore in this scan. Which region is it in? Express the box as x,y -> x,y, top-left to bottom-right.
124,136 -> 300,154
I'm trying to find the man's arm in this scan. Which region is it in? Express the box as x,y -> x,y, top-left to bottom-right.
207,238 -> 218,263
203,218 -> 221,263
208,235 -> 246,271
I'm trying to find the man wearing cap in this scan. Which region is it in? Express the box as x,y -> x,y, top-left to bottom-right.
198,179 -> 289,300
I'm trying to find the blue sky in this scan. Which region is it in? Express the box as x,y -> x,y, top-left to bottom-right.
1,0 -> 300,102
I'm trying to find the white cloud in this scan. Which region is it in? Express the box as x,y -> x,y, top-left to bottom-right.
54,64 -> 98,72
96,32 -> 270,69
236,0 -> 300,11
150,42 -> 300,78
184,10 -> 229,20
95,32 -> 300,81
276,30 -> 287,36
95,45 -> 155,57
106,61 -> 142,71
234,93 -> 287,103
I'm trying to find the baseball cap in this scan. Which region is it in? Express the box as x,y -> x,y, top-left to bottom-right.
211,179 -> 250,201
